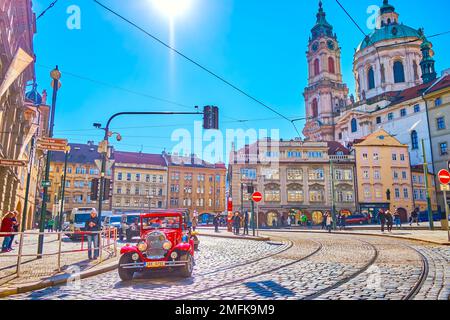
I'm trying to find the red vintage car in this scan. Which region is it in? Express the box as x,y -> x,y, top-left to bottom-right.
118,212 -> 195,281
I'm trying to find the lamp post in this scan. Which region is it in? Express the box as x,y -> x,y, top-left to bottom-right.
21,136 -> 36,232
37,66 -> 61,257
58,146 -> 70,231
422,139 -> 434,230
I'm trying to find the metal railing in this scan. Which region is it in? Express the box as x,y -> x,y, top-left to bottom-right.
0,228 -> 117,278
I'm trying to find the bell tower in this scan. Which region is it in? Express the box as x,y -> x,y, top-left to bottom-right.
303,1 -> 349,142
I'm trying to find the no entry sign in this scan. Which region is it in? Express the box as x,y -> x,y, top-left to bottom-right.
438,169 -> 450,185
252,192 -> 263,203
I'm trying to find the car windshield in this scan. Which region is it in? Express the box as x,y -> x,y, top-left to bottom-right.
74,214 -> 91,223
142,216 -> 181,230
109,216 -> 121,223
126,216 -> 140,224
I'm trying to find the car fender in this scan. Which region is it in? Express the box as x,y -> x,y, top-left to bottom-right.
120,245 -> 141,256
173,242 -> 192,252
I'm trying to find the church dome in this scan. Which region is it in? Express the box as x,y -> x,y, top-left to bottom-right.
357,24 -> 421,52
25,84 -> 42,106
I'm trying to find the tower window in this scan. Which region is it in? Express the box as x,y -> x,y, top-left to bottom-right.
368,67 -> 375,90
328,57 -> 335,74
393,61 -> 405,83
314,59 -> 320,76
312,98 -> 318,118
411,130 -> 419,150
351,118 -> 357,133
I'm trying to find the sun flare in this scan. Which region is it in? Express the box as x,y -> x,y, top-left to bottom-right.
151,0 -> 192,19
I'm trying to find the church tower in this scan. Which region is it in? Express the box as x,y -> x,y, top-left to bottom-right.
303,1 -> 349,142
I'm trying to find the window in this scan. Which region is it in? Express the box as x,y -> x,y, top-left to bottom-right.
287,169 -> 303,181
395,188 -> 400,199
287,190 -> 304,202
437,117 -> 446,130
411,130 -> 419,150
392,153 -> 397,161
368,67 -> 375,90
328,57 -> 335,74
307,151 -> 323,158
440,142 -> 448,155
117,172 -> 122,181
435,98 -> 442,106
67,167 -> 72,174
400,154 -> 405,161
264,190 -> 280,202
351,118 -> 358,133
373,153 -> 379,161
362,153 -> 368,160
363,170 -> 369,179
403,188 -> 409,199
287,151 -> 302,158
117,188 -> 122,194
402,171 -> 407,180
414,104 -> 420,113
262,168 -> 279,180
364,187 -> 371,199
393,171 -> 399,180
312,98 -> 318,118
400,109 -> 407,117
126,173 -> 132,181
136,173 -> 141,182
309,190 -> 324,202
376,116 -> 382,124
393,61 -> 405,83
374,170 -> 380,180
135,187 -> 140,196
309,168 -> 324,180
314,59 -> 320,76
388,113 -> 394,121
375,188 -> 382,199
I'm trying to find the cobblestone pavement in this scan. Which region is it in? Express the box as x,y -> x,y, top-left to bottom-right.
5,232 -> 449,300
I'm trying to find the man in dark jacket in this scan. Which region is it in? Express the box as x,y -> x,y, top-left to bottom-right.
243,211 -> 249,235
379,209 -> 387,233
85,210 -> 100,260
213,214 -> 220,233
233,212 -> 241,235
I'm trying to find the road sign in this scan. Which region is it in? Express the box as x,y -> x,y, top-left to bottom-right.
38,138 -> 67,145
0,159 -> 27,167
441,184 -> 450,192
438,169 -> 450,185
36,143 -> 68,152
41,180 -> 51,188
252,192 -> 263,203
95,159 -> 115,172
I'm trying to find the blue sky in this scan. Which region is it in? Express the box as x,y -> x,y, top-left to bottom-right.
31,0 -> 450,159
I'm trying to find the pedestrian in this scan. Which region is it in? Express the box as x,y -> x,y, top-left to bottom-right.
213,214 -> 220,233
47,217 -> 54,232
409,208 -> 420,226
339,214 -> 346,231
287,216 -> 291,228
8,211 -> 19,250
393,209 -> 402,229
321,212 -> 327,230
1,212 -> 14,253
243,211 -> 249,235
325,212 -> 333,233
85,209 -> 100,260
233,212 -> 241,235
301,214 -> 307,228
385,210 -> 394,233
379,209 -> 387,233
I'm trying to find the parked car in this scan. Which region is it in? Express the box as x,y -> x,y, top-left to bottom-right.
118,212 -> 195,281
345,214 -> 370,225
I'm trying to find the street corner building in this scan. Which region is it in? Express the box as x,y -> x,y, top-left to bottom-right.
301,0 -> 450,213
0,0 -> 50,229
228,139 -> 357,227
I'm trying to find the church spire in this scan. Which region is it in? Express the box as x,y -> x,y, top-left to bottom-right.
311,0 -> 334,40
419,30 -> 437,83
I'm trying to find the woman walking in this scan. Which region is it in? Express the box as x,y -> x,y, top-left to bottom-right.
379,209 -> 387,233
325,212 -> 333,233
385,210 -> 394,233
1,212 -> 14,253
393,209 -> 402,229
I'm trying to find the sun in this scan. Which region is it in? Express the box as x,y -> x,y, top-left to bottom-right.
151,0 -> 192,19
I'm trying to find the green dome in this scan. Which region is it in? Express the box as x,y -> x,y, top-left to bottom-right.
357,24 -> 421,51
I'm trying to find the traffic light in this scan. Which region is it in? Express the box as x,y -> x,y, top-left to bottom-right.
103,178 -> 112,201
91,178 -> 99,201
203,106 -> 219,130
247,185 -> 255,194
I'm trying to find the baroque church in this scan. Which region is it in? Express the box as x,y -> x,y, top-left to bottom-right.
302,0 -> 444,170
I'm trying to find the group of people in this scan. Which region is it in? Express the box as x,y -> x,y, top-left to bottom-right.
230,211 -> 250,235
378,208 -> 408,233
0,211 -> 19,253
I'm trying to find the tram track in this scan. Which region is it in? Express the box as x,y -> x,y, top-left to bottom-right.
402,244 -> 429,300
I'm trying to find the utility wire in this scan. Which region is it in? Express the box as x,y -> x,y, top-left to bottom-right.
92,0 -> 302,137
37,0 -> 59,20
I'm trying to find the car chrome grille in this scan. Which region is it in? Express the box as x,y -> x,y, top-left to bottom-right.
146,231 -> 167,259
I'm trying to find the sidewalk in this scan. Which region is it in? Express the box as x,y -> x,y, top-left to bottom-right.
197,228 -> 270,241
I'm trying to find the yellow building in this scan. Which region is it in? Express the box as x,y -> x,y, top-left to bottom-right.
354,129 -> 414,222
411,166 -> 438,212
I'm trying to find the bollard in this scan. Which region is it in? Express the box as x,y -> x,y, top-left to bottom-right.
16,232 -> 24,277
57,232 -> 63,272
114,228 -> 117,257
99,231 -> 103,263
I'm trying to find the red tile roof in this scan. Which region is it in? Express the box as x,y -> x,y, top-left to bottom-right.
327,141 -> 351,155
113,151 -> 167,167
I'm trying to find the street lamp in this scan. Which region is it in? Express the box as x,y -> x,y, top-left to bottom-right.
37,66 -> 61,257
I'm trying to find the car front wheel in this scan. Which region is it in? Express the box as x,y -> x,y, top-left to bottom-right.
118,254 -> 135,281
179,254 -> 194,278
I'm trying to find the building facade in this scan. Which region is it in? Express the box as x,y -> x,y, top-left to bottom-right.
411,165 -> 438,212
0,0 -> 50,229
353,129 -> 414,222
111,151 -> 168,213
229,140 -> 357,227
49,143 -> 111,216
164,153 -> 226,221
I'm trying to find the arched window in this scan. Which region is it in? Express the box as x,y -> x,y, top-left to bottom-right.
314,59 -> 320,76
393,61 -> 405,83
367,67 -> 375,90
328,57 -> 335,74
312,98 -> 318,118
411,130 -> 419,150
351,118 -> 358,133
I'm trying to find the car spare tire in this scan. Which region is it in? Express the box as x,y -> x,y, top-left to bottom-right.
118,254 -> 135,281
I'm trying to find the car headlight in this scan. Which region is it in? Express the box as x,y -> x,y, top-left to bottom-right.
163,241 -> 172,250
170,251 -> 178,260
137,242 -> 148,252
131,253 -> 140,261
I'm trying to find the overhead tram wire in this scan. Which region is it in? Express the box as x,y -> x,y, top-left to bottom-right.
92,0 -> 302,137
37,0 -> 59,20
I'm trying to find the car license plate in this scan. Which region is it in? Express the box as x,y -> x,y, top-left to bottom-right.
145,261 -> 166,268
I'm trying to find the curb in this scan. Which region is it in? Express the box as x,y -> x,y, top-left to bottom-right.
198,233 -> 270,242
0,258 -> 119,299
259,229 -> 450,246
